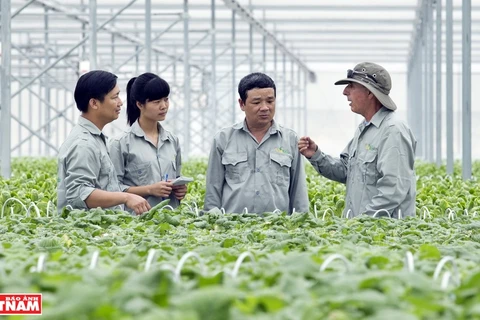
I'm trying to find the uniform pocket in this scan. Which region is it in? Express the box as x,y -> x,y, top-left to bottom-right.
347,148 -> 357,176
99,155 -> 118,191
362,151 -> 378,185
222,152 -> 248,184
133,162 -> 153,185
269,151 -> 292,187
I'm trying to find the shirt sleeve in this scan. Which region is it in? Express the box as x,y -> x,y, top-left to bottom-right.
204,135 -> 224,211
108,138 -> 130,192
64,143 -> 100,209
364,126 -> 415,216
307,141 -> 351,184
289,147 -> 310,213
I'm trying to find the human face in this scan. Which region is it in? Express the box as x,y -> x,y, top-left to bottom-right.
94,84 -> 123,123
239,87 -> 275,129
343,82 -> 370,117
139,97 -> 169,122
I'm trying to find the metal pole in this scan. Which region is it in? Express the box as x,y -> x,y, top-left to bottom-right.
18,58 -> 22,157
81,0 -> 87,61
231,9 -> 236,124
290,60 -> 294,130
249,26 -> 253,72
407,62 -> 412,139
0,0 -> 12,177
12,0 -> 137,98
135,39 -> 139,74
263,36 -> 267,74
249,0 -> 253,72
421,27 -> 427,160
55,69 -> 60,151
44,7 -> 51,156
11,0 -> 35,19
446,0 -> 454,174
282,53 -> 286,126
303,70 -> 307,136
89,0 -> 97,69
211,0 -> 217,132
435,0 -> 442,166
262,10 -> 266,73
38,61 -> 43,155
462,0 -> 472,179
28,45 -> 33,154
417,45 -> 423,158
427,1 -> 434,162
183,0 -> 191,159
457,73 -> 461,155
297,65 -> 301,134
145,0 -> 151,72
12,43 -> 76,95
221,0 -> 316,81
172,47 -> 177,131
112,18 -> 182,74
274,46 -> 277,82
111,9 -> 115,71
64,87 -> 68,145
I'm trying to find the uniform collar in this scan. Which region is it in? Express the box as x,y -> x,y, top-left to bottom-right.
366,106 -> 391,128
130,120 -> 171,141
233,119 -> 281,135
78,116 -> 105,137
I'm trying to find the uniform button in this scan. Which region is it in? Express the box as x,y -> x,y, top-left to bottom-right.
256,168 -> 260,172
255,191 -> 260,196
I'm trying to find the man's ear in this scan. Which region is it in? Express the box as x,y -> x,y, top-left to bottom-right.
136,101 -> 143,110
238,98 -> 245,111
89,98 -> 98,110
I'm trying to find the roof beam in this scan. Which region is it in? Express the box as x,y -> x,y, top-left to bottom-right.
221,0 -> 316,82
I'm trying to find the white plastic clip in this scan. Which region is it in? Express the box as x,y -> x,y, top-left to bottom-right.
322,208 -> 334,221
404,251 -> 415,273
1,198 -> 28,218
319,254 -> 350,273
174,252 -> 204,282
230,252 -> 255,279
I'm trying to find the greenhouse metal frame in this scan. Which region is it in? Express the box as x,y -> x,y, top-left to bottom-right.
0,0 -> 477,180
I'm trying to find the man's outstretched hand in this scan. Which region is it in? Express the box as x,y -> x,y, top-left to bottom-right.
298,136 -> 318,159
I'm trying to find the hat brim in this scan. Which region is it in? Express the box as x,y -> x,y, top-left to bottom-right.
334,78 -> 397,111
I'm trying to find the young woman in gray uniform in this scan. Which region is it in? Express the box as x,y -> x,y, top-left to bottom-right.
109,73 -> 187,209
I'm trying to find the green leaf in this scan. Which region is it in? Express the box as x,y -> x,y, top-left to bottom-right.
418,244 -> 442,260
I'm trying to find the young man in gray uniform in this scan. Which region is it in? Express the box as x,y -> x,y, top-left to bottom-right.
204,72 -> 309,214
57,70 -> 151,215
299,62 -> 417,219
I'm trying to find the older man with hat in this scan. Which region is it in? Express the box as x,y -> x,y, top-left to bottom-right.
299,62 -> 417,219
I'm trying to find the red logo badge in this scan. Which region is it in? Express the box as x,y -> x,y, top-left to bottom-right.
0,294 -> 42,315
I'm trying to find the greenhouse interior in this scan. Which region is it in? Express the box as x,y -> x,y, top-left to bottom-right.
0,0 -> 480,318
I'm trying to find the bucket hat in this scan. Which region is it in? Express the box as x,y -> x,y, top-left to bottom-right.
334,62 -> 396,111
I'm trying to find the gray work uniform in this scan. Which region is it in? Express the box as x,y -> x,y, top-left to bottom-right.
204,120 -> 309,214
108,120 -> 182,209
57,117 -> 121,212
308,107 -> 417,218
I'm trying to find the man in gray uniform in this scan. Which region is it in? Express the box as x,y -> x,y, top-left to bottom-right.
57,70 -> 150,215
204,72 -> 309,214
299,62 -> 417,219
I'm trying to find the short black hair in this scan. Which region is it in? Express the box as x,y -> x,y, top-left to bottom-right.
74,70 -> 118,113
238,72 -> 276,102
126,72 -> 170,126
